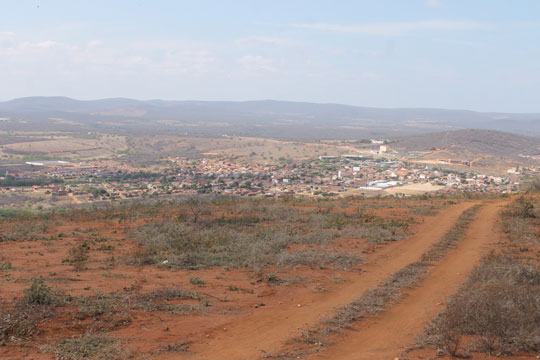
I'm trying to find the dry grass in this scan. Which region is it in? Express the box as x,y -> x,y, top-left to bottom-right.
268,205 -> 481,358
42,333 -> 131,360
501,196 -> 540,244
421,253 -> 540,356
125,196 -> 428,270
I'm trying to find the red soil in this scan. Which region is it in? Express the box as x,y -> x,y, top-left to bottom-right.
187,202 -> 475,359
3,199 -> 523,360
313,200 -> 510,360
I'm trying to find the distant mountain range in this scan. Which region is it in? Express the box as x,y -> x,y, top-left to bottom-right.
1,97 -> 539,139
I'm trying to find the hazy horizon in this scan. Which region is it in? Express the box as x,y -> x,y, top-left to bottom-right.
3,95 -> 540,115
2,1 -> 540,112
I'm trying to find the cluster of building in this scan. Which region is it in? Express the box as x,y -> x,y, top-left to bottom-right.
0,154 -> 531,204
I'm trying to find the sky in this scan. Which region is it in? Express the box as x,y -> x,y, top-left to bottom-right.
1,0 -> 540,112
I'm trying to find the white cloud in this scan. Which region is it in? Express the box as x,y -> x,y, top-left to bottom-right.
236,36 -> 295,46
36,40 -> 58,48
425,0 -> 442,8
87,40 -> 103,47
292,20 -> 483,36
0,32 -> 16,48
0,33 -> 218,77
152,49 -> 217,75
238,55 -> 277,73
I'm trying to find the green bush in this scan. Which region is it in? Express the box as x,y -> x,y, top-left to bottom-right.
189,277 -> 206,286
63,243 -> 90,271
23,278 -> 55,305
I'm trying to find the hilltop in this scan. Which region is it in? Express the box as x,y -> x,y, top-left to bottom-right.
391,129 -> 540,159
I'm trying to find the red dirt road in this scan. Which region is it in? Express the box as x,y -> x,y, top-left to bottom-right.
313,200 -> 507,360
189,202 -> 477,360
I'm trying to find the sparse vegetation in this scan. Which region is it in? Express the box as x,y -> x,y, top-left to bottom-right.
0,305 -> 49,343
77,287 -> 207,319
126,197 -> 425,270
43,333 -> 131,360
0,194 -> 464,358
23,278 -> 57,305
63,243 -> 90,271
422,254 -> 540,356
501,196 -> 540,244
279,205 -> 480,357
0,219 -> 49,242
130,218 -> 363,269
189,277 -> 206,286
1,279 -> 65,343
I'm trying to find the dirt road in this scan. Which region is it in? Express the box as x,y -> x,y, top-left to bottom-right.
313,199 -> 506,360
189,201 -> 477,360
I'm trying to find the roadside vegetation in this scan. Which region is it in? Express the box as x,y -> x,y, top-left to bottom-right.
501,195 -> 539,244
417,195 -> 540,358
265,204 -> 480,359
126,197 -> 433,270
421,253 -> 540,357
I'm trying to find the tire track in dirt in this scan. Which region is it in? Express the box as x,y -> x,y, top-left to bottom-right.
188,202 -> 476,360
312,199 -> 507,360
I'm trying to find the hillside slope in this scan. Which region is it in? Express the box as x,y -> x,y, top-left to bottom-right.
391,129 -> 540,157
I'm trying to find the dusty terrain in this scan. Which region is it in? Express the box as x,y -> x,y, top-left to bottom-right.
311,201 -> 506,360
0,194 -> 538,360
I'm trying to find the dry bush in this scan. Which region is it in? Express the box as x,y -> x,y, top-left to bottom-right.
63,242 -> 90,271
501,196 -> 539,244
1,279 -> 68,343
521,176 -> 540,193
277,249 -> 362,269
23,278 -> 58,305
76,287 -> 206,320
131,220 -> 360,269
43,333 -> 131,360
0,220 -> 49,242
0,305 -> 50,342
425,254 -> 540,356
514,196 -> 536,218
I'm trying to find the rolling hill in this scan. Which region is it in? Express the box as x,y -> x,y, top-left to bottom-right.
1,97 -> 540,139
391,129 -> 540,157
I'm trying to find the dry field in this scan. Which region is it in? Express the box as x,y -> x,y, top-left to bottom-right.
126,135 -> 350,165
0,131 -> 358,165
0,194 -> 538,360
0,132 -> 127,160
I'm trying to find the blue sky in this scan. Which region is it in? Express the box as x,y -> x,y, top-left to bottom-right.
1,0 -> 540,112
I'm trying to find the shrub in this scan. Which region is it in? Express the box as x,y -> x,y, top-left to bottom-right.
63,243 -> 90,271
515,196 -> 536,218
131,224 -> 295,269
189,277 -> 206,286
426,254 -> 540,355
44,333 -> 130,360
0,307 -> 40,342
77,292 -> 118,317
277,249 -> 362,269
23,278 -> 55,305
501,197 -> 539,243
